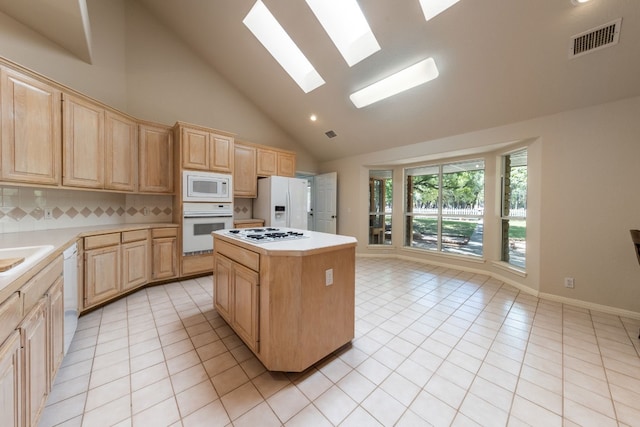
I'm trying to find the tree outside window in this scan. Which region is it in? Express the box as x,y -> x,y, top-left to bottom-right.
501,149 -> 527,268
405,160 -> 484,257
369,170 -> 392,245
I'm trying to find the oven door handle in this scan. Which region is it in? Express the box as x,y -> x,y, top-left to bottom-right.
183,214 -> 233,219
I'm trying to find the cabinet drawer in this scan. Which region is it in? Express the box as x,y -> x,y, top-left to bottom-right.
20,256 -> 63,314
0,292 -> 22,344
152,228 -> 177,238
85,233 -> 120,249
215,240 -> 259,271
122,229 -> 148,243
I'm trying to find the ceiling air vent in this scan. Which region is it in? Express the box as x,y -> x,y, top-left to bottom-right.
325,130 -> 337,138
569,18 -> 622,59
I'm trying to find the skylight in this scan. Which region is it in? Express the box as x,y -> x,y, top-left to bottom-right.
243,0 -> 325,93
349,58 -> 439,108
305,0 -> 380,67
418,0 -> 461,21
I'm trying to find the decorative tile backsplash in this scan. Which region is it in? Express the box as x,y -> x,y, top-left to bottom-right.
0,186 -> 173,233
233,198 -> 253,220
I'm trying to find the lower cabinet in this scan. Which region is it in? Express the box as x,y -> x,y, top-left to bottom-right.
121,230 -> 149,291
47,277 -> 64,381
214,252 -> 259,352
0,331 -> 21,427
20,298 -> 49,427
151,228 -> 178,281
84,243 -> 121,308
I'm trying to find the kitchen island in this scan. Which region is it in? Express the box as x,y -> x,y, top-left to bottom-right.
212,228 -> 357,372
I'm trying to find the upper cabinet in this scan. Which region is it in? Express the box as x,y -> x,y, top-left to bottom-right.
62,94 -> 105,189
257,147 -> 296,178
234,143 -> 257,198
62,94 -> 138,191
0,67 -> 61,186
139,122 -> 174,194
105,111 -> 138,192
177,123 -> 233,173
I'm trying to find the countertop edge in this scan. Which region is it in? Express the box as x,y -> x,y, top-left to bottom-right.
0,223 -> 178,302
213,231 -> 357,257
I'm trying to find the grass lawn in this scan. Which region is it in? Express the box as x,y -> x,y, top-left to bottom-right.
508,220 -> 526,240
413,217 -> 478,239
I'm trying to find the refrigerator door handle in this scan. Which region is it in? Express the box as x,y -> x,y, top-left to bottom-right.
286,191 -> 291,227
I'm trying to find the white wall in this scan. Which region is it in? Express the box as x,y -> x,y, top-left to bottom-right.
321,96 -> 640,316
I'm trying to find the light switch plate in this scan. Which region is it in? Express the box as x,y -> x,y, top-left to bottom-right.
325,269 -> 333,286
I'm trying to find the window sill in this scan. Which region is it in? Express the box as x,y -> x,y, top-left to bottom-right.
400,247 -> 486,264
492,261 -> 527,277
367,244 -> 396,250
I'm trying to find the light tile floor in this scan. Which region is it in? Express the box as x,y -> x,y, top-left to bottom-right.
39,257 -> 640,427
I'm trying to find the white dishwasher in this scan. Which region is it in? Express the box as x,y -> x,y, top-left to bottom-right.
63,243 -> 79,355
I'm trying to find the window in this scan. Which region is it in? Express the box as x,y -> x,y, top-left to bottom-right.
369,170 -> 392,245
405,160 -> 484,257
501,149 -> 527,268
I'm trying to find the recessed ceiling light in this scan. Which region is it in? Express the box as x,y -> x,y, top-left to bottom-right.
310,114 -> 317,121
571,0 -> 591,4
349,58 -> 439,108
243,0 -> 325,93
418,0 -> 461,21
305,0 -> 380,67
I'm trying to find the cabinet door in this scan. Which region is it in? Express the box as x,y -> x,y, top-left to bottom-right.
211,134 -> 233,173
232,262 -> 259,352
257,148 -> 277,176
213,254 -> 232,322
62,94 -> 105,189
84,246 -> 120,308
122,240 -> 148,290
139,123 -> 174,193
152,237 -> 177,280
181,127 -> 210,171
233,144 -> 257,197
105,111 -> 137,191
0,68 -> 61,185
20,298 -> 49,427
47,277 -> 64,383
277,152 -> 296,177
0,331 -> 21,427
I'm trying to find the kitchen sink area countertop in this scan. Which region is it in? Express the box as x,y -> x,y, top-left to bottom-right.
0,223 -> 178,300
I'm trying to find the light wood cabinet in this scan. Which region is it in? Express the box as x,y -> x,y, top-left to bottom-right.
277,151 -> 296,177
105,111 -> 138,191
84,243 -> 121,308
0,331 -> 21,427
178,123 -> 234,173
62,94 -> 105,189
47,278 -> 64,384
63,95 -> 138,191
151,228 -> 178,281
139,122 -> 174,194
214,253 -> 259,353
234,220 -> 265,229
0,67 -> 61,186
121,230 -> 149,291
233,143 -> 257,197
257,147 -> 296,177
20,298 -> 48,427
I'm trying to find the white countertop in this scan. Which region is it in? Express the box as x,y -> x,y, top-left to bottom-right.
0,223 -> 177,299
213,228 -> 357,256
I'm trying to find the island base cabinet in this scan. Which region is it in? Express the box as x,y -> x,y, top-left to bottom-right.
0,331 -> 21,427
214,254 -> 259,353
258,247 -> 355,372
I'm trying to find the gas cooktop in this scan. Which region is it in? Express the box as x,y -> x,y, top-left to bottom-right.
225,227 -> 308,244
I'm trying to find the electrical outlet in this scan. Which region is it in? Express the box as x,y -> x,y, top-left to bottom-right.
325,269 -> 334,286
564,277 -> 575,288
142,207 -> 149,216
44,208 -> 53,220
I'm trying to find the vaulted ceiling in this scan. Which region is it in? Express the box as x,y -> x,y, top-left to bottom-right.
2,0 -> 639,162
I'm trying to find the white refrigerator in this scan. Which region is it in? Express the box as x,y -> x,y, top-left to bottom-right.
253,176 -> 308,229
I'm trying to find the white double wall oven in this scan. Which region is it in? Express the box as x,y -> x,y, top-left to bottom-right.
182,171 -> 233,255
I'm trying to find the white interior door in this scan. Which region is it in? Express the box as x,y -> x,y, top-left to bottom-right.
313,172 -> 337,234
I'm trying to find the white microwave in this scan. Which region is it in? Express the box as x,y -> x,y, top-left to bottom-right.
183,171 -> 233,202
